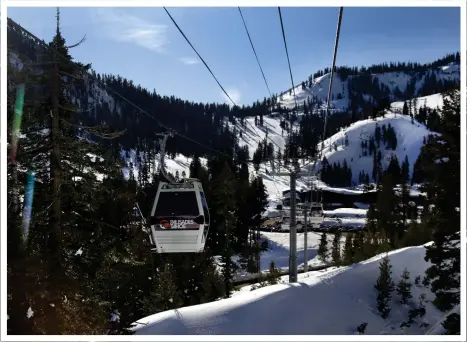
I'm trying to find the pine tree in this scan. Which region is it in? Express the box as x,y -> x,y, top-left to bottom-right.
442,313 -> 460,335
353,231 -> 366,262
374,124 -> 381,146
402,100 -> 409,115
364,203 -> 378,237
356,322 -> 368,334
317,233 -> 328,263
414,275 -> 421,286
342,233 -> 354,265
266,261 -> 281,285
400,155 -> 411,226
375,174 -> 401,248
374,255 -> 395,319
400,293 -> 428,330
8,9 -> 131,334
396,268 -> 413,304
210,163 -> 237,298
403,210 -> 424,247
331,232 -> 342,265
249,177 -> 268,270
423,90 -> 460,333
372,150 -> 381,183
143,263 -> 182,314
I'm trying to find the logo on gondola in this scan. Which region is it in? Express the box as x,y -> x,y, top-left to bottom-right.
170,219 -> 195,229
157,219 -> 196,229
159,219 -> 171,229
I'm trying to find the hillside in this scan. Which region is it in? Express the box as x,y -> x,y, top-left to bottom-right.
277,62 -> 459,113
125,93 -> 441,203
131,243 -> 455,335
315,113 -> 432,184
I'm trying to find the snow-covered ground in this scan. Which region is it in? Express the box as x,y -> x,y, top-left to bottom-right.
227,231 -> 345,283
132,242 -> 452,335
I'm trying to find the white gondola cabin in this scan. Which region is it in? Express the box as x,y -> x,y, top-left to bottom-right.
309,202 -> 324,225
148,179 -> 210,253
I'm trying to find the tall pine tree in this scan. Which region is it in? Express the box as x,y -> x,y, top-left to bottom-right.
423,90 -> 460,334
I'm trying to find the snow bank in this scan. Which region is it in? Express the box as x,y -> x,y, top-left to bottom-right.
132,243 -> 444,335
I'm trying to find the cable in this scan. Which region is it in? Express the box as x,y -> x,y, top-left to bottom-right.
237,7 -> 288,169
162,8 -> 266,145
163,7 -> 238,107
302,7 -> 343,172
317,7 -> 343,203
321,7 -> 343,155
277,7 -> 299,115
238,7 -> 272,98
162,8 -> 289,172
296,8 -> 343,203
278,7 -> 300,162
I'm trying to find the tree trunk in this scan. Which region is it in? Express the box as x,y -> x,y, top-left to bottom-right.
49,49 -> 62,271
9,161 -> 23,259
256,223 -> 260,272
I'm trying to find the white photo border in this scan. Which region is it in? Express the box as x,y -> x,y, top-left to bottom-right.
1,0 -> 465,341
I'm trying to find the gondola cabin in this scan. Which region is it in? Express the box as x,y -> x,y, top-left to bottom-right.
309,202 -> 324,225
148,179 -> 210,253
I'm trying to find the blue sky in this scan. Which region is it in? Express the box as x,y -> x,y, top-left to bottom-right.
7,6 -> 461,105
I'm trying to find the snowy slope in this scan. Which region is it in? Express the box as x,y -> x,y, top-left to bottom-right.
391,93 -> 444,113
280,72 -> 350,111
315,114 -> 432,184
120,149 -> 208,182
131,243 -> 451,335
224,93 -> 441,195
230,115 -> 292,160
278,63 -> 459,112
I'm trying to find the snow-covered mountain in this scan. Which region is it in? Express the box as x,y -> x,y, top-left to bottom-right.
223,93 -> 442,186
6,17 -> 455,206
119,92 -> 440,216
277,62 -> 459,113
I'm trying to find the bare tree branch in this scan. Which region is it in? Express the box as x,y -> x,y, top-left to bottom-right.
60,118 -> 127,140
59,70 -> 86,81
66,34 -> 87,49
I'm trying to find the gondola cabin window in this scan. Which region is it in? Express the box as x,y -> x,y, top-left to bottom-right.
154,191 -> 199,218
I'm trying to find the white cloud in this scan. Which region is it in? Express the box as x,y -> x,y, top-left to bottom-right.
179,57 -> 199,65
90,8 -> 168,53
222,87 -> 241,105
